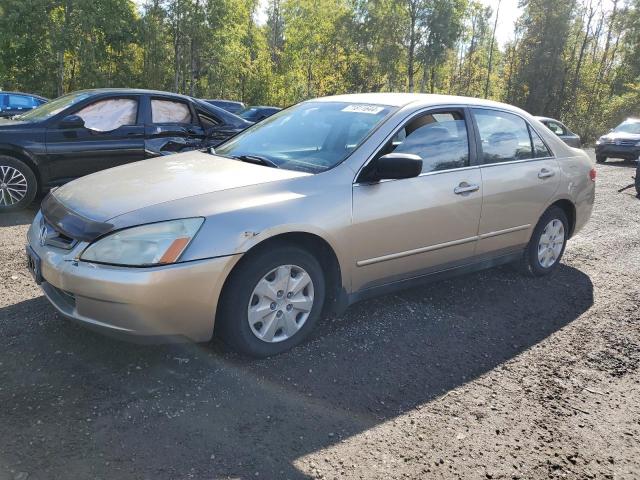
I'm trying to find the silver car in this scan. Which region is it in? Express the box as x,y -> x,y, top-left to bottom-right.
26,93 -> 596,357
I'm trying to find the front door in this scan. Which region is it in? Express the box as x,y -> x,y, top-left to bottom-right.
351,108 -> 483,292
45,96 -> 145,183
472,108 -> 560,255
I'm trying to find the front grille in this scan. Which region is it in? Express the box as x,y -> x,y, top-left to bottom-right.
605,139 -> 638,146
39,218 -> 78,250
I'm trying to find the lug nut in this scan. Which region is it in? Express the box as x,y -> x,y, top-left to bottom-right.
276,310 -> 283,317
286,304 -> 293,311
270,302 -> 277,310
277,290 -> 284,298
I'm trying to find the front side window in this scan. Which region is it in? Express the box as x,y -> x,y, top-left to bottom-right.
151,99 -> 193,124
76,98 -> 138,132
215,101 -> 395,173
385,111 -> 470,173
473,109 -> 535,164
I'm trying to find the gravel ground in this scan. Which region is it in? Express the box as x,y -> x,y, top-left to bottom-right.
0,151 -> 639,480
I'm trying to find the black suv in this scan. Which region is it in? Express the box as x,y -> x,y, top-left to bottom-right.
0,89 -> 252,211
595,118 -> 640,163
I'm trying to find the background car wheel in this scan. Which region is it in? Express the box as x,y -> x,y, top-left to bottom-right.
635,163 -> 640,198
520,206 -> 569,277
216,244 -> 326,357
596,155 -> 606,163
0,156 -> 37,212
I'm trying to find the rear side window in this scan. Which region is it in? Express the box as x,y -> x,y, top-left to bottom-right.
546,121 -> 566,136
473,109 -> 536,164
529,126 -> 552,158
385,110 -> 470,173
76,98 -> 138,131
152,99 -> 193,124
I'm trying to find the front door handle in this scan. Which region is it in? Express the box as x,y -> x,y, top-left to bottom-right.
538,168 -> 555,179
454,182 -> 480,195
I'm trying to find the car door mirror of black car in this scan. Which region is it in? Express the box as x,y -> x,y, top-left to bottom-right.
364,153 -> 423,182
59,115 -> 85,129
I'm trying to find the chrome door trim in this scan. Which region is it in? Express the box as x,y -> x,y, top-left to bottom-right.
353,165 -> 480,187
356,235 -> 479,267
479,224 -> 531,240
480,156 -> 556,169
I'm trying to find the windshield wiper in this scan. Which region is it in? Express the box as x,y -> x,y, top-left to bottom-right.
232,154 -> 280,169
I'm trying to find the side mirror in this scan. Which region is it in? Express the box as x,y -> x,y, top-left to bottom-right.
365,153 -> 423,182
59,115 -> 85,129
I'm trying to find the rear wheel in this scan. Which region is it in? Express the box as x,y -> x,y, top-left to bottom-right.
520,206 -> 569,277
596,155 -> 606,163
217,244 -> 326,357
0,156 -> 37,212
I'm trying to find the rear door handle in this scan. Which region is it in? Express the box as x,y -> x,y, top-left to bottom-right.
454,182 -> 480,195
538,168 -> 555,179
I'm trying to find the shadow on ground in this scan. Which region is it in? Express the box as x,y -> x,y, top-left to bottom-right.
0,264 -> 593,479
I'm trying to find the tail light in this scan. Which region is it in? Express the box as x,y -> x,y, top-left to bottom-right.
589,168 -> 596,182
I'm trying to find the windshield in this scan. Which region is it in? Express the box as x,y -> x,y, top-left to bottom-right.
613,120 -> 640,135
215,101 -> 395,173
18,91 -> 93,122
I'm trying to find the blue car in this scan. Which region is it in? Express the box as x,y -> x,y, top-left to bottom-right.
0,91 -> 48,118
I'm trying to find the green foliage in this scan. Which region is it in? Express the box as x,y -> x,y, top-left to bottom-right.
0,0 -> 638,141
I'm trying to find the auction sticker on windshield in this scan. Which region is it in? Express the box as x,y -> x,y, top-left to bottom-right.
341,104 -> 386,115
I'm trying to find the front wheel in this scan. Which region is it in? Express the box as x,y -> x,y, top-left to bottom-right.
520,206 -> 569,277
216,244 -> 326,357
0,156 -> 38,212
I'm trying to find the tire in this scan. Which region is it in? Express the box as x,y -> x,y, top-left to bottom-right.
216,244 -> 326,357
596,155 -> 606,163
520,206 -> 569,277
635,163 -> 640,198
0,155 -> 38,212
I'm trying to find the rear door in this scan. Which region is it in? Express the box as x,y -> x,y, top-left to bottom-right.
45,95 -> 146,182
144,96 -> 207,156
472,108 -> 560,256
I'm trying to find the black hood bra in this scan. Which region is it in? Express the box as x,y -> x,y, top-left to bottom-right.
41,193 -> 114,242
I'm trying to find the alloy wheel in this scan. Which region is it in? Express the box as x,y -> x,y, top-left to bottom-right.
0,165 -> 28,206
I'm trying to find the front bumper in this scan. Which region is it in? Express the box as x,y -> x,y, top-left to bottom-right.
595,143 -> 640,160
27,212 -> 239,342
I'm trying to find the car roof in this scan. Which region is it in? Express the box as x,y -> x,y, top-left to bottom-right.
309,92 -> 520,110
0,91 -> 48,100
70,88 -> 196,101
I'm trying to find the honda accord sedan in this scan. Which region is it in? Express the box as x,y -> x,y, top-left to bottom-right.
26,93 -> 596,357
0,89 -> 251,211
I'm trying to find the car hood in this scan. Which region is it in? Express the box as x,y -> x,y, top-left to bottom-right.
601,132 -> 640,141
51,151 -> 310,222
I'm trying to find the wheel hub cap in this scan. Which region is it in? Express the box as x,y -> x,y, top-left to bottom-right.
247,264 -> 314,343
0,166 -> 28,206
537,219 -> 565,268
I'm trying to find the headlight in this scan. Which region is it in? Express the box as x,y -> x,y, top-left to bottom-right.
596,138 -> 603,145
80,218 -> 204,266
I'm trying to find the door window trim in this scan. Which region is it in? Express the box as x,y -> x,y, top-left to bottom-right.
469,106 -> 556,168
353,105 -> 479,185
